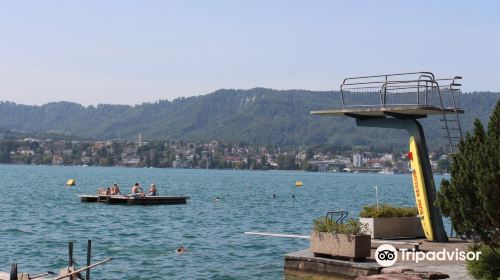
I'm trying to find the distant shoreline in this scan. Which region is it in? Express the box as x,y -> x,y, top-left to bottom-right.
2,163 -> 456,176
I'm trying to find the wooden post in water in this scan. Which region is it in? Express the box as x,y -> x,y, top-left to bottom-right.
86,240 -> 92,280
68,241 -> 74,267
10,263 -> 17,280
53,258 -> 112,280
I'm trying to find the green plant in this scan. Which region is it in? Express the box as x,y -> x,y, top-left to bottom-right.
437,101 -> 500,263
467,244 -> 500,280
313,218 -> 368,235
359,204 -> 418,218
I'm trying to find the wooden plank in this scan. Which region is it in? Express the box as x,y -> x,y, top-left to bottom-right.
80,196 -> 98,202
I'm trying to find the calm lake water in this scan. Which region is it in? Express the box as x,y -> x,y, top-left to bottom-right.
0,165 -> 450,279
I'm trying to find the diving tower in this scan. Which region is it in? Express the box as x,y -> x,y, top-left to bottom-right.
312,72 -> 464,242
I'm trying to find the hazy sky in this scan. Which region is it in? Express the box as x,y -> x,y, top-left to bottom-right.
1,1 -> 499,105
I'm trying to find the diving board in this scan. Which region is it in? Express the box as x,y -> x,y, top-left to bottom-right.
311,105 -> 463,118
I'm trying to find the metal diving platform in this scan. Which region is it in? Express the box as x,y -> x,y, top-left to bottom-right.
310,71 -> 467,242
311,71 -> 464,152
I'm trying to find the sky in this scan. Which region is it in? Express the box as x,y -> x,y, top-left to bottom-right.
0,1 -> 499,105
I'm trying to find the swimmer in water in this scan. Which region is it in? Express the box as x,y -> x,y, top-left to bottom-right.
215,196 -> 220,201
176,246 -> 187,253
273,194 -> 276,198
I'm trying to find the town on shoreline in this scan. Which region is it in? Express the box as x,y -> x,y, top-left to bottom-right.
0,135 -> 451,174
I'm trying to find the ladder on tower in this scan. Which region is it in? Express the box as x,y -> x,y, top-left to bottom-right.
438,77 -> 464,153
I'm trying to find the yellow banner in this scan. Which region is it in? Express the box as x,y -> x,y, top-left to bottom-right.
408,136 -> 434,241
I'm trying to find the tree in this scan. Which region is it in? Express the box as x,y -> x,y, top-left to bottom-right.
192,154 -> 198,168
0,151 -> 10,163
383,160 -> 393,168
437,159 -> 450,173
306,149 -> 314,160
151,152 -> 160,167
437,101 -> 500,260
302,162 -> 318,172
277,154 -> 297,170
143,154 -> 151,167
99,157 -> 112,166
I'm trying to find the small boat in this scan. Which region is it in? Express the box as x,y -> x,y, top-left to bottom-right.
80,195 -> 189,205
378,169 -> 394,175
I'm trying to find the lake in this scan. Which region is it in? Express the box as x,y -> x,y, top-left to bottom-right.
0,165 -> 450,279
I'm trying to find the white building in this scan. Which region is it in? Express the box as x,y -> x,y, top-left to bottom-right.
353,153 -> 363,167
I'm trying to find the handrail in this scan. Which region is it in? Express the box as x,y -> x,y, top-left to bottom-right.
342,71 -> 436,85
325,210 -> 348,224
341,77 -> 435,87
339,72 -> 461,109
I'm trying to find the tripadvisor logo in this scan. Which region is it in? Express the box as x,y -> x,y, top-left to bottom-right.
375,244 -> 482,267
375,244 -> 398,267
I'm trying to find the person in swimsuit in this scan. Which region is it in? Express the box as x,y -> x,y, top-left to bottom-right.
148,184 -> 158,196
111,183 -> 122,195
130,183 -> 144,197
97,186 -> 106,195
131,183 -> 139,193
176,246 -> 187,253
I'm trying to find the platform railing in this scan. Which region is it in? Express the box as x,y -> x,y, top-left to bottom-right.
339,72 -> 461,110
341,80 -> 440,108
339,72 -> 463,153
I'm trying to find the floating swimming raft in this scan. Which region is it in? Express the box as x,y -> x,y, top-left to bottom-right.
80,195 -> 189,205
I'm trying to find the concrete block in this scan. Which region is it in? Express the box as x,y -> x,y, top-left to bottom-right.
360,217 -> 424,239
310,231 -> 371,259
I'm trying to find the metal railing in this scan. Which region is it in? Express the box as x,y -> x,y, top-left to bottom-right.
325,210 -> 348,224
338,71 -> 464,153
339,72 -> 462,110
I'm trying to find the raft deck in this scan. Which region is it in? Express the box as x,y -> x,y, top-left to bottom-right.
80,195 -> 189,205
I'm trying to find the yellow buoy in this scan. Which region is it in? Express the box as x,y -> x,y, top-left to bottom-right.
295,181 -> 303,187
66,179 -> 76,186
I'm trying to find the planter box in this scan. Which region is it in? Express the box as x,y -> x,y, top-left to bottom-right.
359,217 -> 424,239
310,231 -> 371,259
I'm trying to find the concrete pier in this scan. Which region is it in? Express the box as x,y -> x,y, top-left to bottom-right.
284,238 -> 474,279
285,249 -> 381,278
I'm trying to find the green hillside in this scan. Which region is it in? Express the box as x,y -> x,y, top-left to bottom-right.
0,89 -> 498,151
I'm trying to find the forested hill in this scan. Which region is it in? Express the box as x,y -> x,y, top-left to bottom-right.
0,89 -> 498,151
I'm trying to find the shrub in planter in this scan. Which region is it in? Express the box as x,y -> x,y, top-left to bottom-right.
360,204 -> 417,218
311,218 -> 371,260
359,204 -> 423,239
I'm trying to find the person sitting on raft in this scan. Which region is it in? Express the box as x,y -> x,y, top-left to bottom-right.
97,186 -> 107,195
130,183 -> 145,197
110,183 -> 122,195
148,184 -> 158,196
